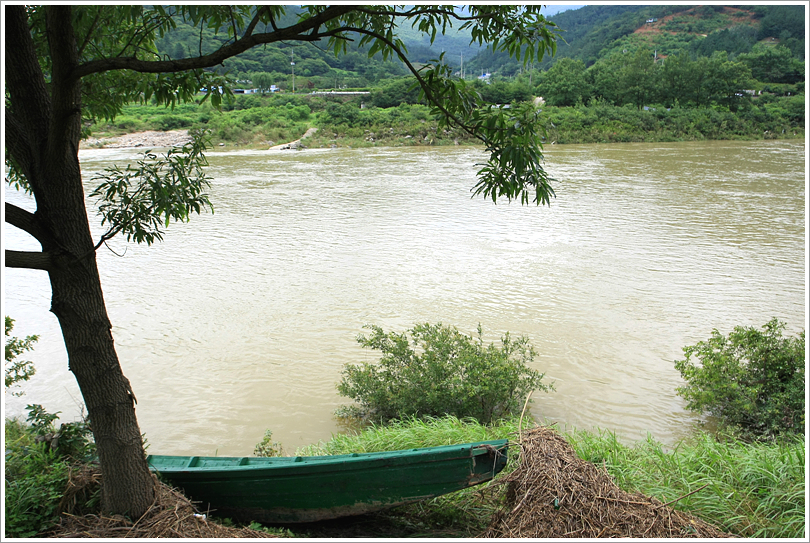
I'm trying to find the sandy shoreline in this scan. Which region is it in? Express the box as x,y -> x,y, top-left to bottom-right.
80,127 -> 319,150
80,130 -> 193,149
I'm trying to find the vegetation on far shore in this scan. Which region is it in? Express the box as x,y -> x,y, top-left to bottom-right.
85,86 -> 804,152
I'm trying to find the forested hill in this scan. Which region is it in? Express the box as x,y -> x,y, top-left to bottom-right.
548,4 -> 805,64
465,4 -> 805,76
154,5 -> 804,88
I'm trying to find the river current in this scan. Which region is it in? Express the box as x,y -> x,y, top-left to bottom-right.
3,139 -> 805,455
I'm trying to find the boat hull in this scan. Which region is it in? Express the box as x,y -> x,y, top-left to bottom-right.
147,440 -> 508,523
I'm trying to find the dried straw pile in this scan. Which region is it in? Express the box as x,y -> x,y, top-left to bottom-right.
49,466 -> 277,538
482,426 -> 734,538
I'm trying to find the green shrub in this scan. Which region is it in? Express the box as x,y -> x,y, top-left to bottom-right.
337,323 -> 552,424
253,430 -> 284,457
4,442 -> 70,538
4,405 -> 96,537
674,318 -> 805,439
5,316 -> 38,396
157,114 -> 192,130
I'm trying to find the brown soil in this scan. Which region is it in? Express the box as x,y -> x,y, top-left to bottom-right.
634,6 -> 758,36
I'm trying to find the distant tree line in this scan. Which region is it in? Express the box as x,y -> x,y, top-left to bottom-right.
365,43 -> 802,115
538,44 -> 803,110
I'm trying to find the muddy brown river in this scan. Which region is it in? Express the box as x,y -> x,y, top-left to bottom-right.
4,139 -> 805,455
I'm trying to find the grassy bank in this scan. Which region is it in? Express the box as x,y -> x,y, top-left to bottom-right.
4,414 -> 804,538
86,93 -> 804,150
251,416 -> 804,538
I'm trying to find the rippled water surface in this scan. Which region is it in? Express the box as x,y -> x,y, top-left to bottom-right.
4,140 -> 805,455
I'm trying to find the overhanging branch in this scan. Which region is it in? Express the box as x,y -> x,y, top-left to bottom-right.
72,5 -> 356,79
349,27 -> 486,144
5,250 -> 53,271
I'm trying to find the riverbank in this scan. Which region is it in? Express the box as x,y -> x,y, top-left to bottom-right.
82,96 -> 804,151
79,122 -> 804,153
5,415 -> 804,538
81,129 -> 194,149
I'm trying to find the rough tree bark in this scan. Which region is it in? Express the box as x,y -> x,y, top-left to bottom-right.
5,6 -> 155,516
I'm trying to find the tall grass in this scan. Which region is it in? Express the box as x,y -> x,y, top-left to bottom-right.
296,415 -> 519,456
565,428 -> 806,538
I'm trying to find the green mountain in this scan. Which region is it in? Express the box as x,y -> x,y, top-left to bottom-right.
465,4 -> 804,76
153,5 -> 804,89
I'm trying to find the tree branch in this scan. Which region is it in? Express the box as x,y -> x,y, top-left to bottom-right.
72,5 -> 355,79
5,250 -> 53,271
5,202 -> 52,245
4,111 -> 35,183
77,6 -> 104,56
349,27 -> 486,144
243,6 -> 269,38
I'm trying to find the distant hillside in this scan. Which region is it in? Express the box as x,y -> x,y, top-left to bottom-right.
466,4 -> 805,76
153,5 -> 804,90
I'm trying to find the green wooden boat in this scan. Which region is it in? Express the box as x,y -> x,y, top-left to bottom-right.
147,439 -> 508,523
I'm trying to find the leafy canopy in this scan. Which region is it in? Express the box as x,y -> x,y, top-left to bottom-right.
7,5 -> 561,250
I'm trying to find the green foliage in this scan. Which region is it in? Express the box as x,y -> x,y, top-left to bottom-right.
4,317 -> 38,396
253,430 -> 284,457
537,57 -> 591,106
532,101 -> 802,144
674,319 -> 805,440
89,128 -> 214,246
737,45 -> 804,85
297,415 -> 519,456
469,101 -> 556,205
584,47 -> 757,110
4,406 -> 96,538
337,323 -> 552,424
369,77 -> 423,108
756,5 -> 806,42
23,404 -> 96,461
567,428 -> 805,538
691,26 -> 758,58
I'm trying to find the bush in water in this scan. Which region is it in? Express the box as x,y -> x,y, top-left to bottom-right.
337,323 -> 553,424
675,318 -> 805,440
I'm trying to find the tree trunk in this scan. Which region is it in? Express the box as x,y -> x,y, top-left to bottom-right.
48,221 -> 156,517
5,5 -> 155,517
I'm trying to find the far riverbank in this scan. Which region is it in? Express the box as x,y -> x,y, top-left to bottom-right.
83,96 -> 804,151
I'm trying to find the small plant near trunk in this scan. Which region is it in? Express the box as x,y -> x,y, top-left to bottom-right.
337,323 -> 552,424
5,316 -> 38,396
4,405 -> 96,537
